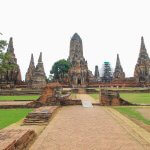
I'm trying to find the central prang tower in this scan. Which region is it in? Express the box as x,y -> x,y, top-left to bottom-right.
68,33 -> 93,87
68,33 -> 84,63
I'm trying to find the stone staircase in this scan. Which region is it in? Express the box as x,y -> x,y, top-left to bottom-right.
23,106 -> 59,125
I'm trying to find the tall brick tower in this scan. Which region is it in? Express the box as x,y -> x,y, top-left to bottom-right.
113,54 -> 125,80
68,33 -> 94,87
25,53 -> 35,84
134,37 -> 150,83
32,52 -> 46,88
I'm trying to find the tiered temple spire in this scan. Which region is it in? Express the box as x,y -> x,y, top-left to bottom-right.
113,54 -> 125,80
68,33 -> 94,86
68,33 -> 84,64
134,36 -> 150,82
7,37 -> 14,53
94,65 -> 100,81
25,53 -> 35,83
31,52 -> 46,88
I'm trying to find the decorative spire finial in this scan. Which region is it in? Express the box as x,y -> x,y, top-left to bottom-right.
38,52 -> 42,63
140,36 -> 146,51
7,37 -> 14,53
116,53 -> 121,66
30,53 -> 34,65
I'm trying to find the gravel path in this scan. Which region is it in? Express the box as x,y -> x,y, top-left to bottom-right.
30,105 -> 148,149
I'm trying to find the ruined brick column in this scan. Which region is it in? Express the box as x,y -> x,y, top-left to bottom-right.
100,89 -> 132,106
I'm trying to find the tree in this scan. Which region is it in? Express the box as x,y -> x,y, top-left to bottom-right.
0,35 -> 16,82
101,62 -> 113,83
0,37 -> 8,73
50,59 -> 71,81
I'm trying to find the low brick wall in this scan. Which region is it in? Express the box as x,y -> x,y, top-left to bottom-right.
0,129 -> 35,150
100,90 -> 133,106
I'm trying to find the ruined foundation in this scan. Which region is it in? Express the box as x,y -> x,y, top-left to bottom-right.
100,89 -> 133,106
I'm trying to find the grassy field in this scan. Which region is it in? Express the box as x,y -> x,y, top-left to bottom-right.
120,93 -> 150,104
0,109 -> 32,129
0,95 -> 40,101
89,94 -> 100,101
114,107 -> 150,125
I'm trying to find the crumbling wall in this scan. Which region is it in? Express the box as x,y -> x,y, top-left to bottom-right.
100,89 -> 133,106
27,82 -> 81,107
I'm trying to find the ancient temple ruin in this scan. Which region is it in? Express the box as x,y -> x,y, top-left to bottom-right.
134,37 -> 150,83
94,65 -> 100,81
25,53 -> 35,85
30,52 -> 46,88
113,54 -> 125,80
0,37 -> 22,84
68,33 -> 94,87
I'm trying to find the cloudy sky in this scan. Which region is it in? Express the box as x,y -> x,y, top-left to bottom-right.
0,0 -> 150,80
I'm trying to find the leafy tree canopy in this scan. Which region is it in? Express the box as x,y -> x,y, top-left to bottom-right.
50,59 -> 71,81
0,34 -> 16,74
0,35 -> 8,73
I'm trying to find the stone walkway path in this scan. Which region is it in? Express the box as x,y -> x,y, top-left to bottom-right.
76,94 -> 98,104
0,101 -> 30,106
30,95 -> 150,150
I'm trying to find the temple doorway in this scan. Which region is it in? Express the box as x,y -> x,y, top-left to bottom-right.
77,78 -> 81,85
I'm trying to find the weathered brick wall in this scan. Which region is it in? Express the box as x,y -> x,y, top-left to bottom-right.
100,90 -> 133,106
0,129 -> 35,150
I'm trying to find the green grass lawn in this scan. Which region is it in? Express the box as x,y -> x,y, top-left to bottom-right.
0,95 -> 40,101
0,109 -> 32,129
114,107 -> 150,125
89,94 -> 100,101
120,93 -> 150,104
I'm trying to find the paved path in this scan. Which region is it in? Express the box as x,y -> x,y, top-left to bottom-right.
76,94 -> 98,104
0,101 -> 31,106
30,95 -> 150,150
